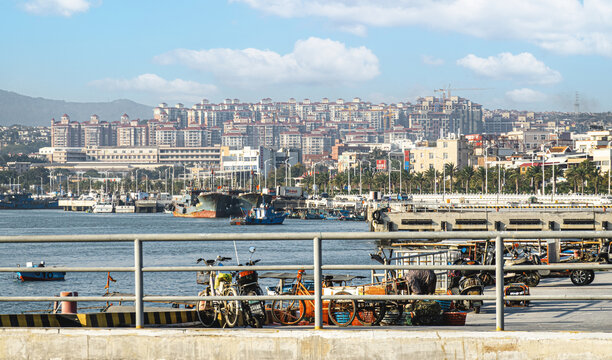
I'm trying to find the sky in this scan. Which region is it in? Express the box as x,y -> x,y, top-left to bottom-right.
1,0 -> 611,112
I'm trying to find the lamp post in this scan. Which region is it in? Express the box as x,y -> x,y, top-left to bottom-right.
284,158 -> 293,187
264,159 -> 273,192
359,160 -> 371,196
485,144 -> 490,195
608,141 -> 612,195
135,169 -> 139,194
388,152 -> 392,196
541,152 -> 546,195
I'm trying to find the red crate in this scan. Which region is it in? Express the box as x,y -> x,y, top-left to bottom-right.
443,312 -> 467,326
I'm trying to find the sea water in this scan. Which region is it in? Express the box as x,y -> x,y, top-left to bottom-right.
0,210 -> 374,314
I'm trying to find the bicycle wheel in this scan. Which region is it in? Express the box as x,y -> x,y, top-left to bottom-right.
327,291 -> 356,327
197,288 -> 217,328
223,287 -> 240,328
355,300 -> 386,326
271,292 -> 305,325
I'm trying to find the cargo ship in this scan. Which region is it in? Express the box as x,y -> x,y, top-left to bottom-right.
0,193 -> 59,210
173,192 -> 243,218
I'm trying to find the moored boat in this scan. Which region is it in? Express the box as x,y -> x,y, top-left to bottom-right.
92,202 -> 114,213
0,193 -> 59,210
231,204 -> 287,225
173,192 -> 241,218
16,261 -> 66,281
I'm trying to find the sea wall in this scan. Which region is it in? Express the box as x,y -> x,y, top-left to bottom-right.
1,328 -> 611,360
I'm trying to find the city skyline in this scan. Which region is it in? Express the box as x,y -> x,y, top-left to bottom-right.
1,1 -> 611,112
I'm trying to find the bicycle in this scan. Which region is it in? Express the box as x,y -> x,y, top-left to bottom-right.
270,270 -> 357,327
196,256 -> 240,328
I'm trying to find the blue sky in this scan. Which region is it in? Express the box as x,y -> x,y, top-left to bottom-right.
1,0 -> 610,112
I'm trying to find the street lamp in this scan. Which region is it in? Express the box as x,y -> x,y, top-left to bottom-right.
608,141 -> 612,195
284,158 -> 294,187
485,144 -> 490,195
264,159 -> 273,192
358,160 -> 371,196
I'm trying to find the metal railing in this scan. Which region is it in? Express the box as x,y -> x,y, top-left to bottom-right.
1,231 -> 612,330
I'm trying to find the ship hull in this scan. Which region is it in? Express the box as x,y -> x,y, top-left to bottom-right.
173,192 -> 240,218
16,271 -> 66,281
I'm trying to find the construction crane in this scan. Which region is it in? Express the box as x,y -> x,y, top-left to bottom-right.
434,86 -> 491,100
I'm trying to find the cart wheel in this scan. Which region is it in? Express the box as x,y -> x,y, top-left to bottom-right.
524,272 -> 540,287
570,269 -> 591,286
355,300 -> 386,326
271,292 -> 305,325
585,270 -> 595,285
328,291 -> 356,327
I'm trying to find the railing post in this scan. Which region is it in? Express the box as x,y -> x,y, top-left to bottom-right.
495,235 -> 504,331
313,236 -> 323,329
134,239 -> 144,329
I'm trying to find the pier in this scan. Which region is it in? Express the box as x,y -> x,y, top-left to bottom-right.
1,231 -> 612,359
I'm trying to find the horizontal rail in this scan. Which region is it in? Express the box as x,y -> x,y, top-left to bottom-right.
2,231 -> 612,330
8,293 -> 612,303
2,230 -> 612,243
3,263 -> 612,273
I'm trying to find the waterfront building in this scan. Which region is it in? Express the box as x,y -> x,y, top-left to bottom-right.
410,136 -> 470,173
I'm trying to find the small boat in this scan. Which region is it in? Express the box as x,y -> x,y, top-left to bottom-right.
92,201 -> 114,213
16,261 -> 66,281
115,205 -> 135,213
231,204 -> 287,225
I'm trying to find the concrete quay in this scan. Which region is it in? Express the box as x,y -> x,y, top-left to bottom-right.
1,327 -> 612,360
2,269 -> 612,359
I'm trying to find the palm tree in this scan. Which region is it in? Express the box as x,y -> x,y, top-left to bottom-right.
458,166 -> 474,193
563,166 -> 579,193
474,166 -> 486,193
506,168 -> 522,194
525,166 -> 541,193
414,172 -> 425,194
444,163 -> 457,193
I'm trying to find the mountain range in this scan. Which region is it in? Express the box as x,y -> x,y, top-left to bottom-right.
0,89 -> 153,126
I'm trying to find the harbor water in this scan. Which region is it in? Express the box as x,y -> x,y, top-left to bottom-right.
0,210 -> 372,314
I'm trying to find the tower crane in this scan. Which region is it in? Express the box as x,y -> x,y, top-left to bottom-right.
434,86 -> 491,100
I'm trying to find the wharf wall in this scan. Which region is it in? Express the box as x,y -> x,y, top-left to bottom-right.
371,209 -> 612,232
1,328 -> 611,360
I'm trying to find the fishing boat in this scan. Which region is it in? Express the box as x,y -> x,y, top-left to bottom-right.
231,204 -> 287,225
16,261 -> 66,281
173,192 -> 242,218
92,200 -> 114,213
0,193 -> 59,210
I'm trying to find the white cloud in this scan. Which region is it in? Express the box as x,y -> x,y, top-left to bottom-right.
233,0 -> 612,57
457,52 -> 562,85
505,88 -> 547,103
22,0 -> 91,16
89,74 -> 217,98
154,37 -> 380,87
421,55 -> 444,66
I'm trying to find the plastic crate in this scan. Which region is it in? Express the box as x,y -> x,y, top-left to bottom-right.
435,300 -> 452,311
442,312 -> 467,326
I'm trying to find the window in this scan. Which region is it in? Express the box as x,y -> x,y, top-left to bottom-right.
429,153 -> 434,159
443,153 -> 448,159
